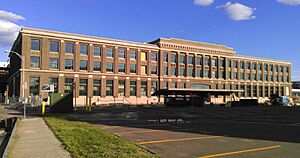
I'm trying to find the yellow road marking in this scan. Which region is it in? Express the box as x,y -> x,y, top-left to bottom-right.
114,129 -> 162,135
137,136 -> 223,145
198,145 -> 281,158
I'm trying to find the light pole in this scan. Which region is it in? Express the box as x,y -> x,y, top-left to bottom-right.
4,50 -> 26,119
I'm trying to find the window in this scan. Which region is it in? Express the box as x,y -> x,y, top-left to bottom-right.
264,64 -> 268,71
211,70 -> 216,78
65,43 -> 74,54
93,61 -> 101,71
264,74 -> 268,81
212,58 -> 217,67
172,82 -> 177,88
141,81 -> 147,96
196,57 -> 201,65
270,65 -> 273,71
280,66 -> 283,73
151,81 -> 157,94
246,73 -> 250,80
196,69 -> 201,78
171,67 -> 176,76
180,54 -> 185,64
240,62 -> 245,69
93,80 -> 101,96
80,60 -> 87,70
204,70 -> 209,78
188,68 -> 193,77
253,86 -> 257,97
247,86 -> 251,97
141,66 -> 147,75
118,80 -> 125,96
204,57 -> 209,66
151,52 -> 157,61
234,72 -> 238,79
80,44 -> 88,55
64,78 -> 73,94
258,74 -> 262,81
258,64 -> 262,71
241,85 -> 245,97
180,68 -> 185,77
252,74 -> 257,80
65,59 -> 73,70
182,82 -> 187,88
265,86 -> 269,97
228,59 -> 232,67
163,67 -> 168,76
219,70 -> 224,79
79,79 -> 87,96
163,53 -> 168,62
49,58 -> 59,69
118,48 -> 125,59
188,56 -> 193,64
29,77 -> 40,95
130,64 -> 136,73
130,81 -> 137,96
119,63 -> 125,73
219,58 -> 225,67
30,56 -> 40,68
94,46 -> 101,56
233,60 -> 238,68
49,78 -> 58,93
252,63 -> 257,70
106,47 -> 113,58
240,73 -> 245,80
246,62 -> 251,70
31,39 -> 40,51
151,66 -> 157,75
106,80 -> 113,96
171,54 -> 176,63
163,82 -> 168,89
141,52 -> 147,61
286,66 -> 289,73
50,41 -> 59,52
227,71 -> 232,79
130,50 -> 137,60
274,65 -> 278,72
106,62 -> 113,72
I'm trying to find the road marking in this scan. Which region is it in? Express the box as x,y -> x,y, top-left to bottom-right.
114,129 -> 162,135
137,136 -> 223,145
198,145 -> 281,158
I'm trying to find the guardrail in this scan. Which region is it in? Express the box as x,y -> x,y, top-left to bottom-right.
0,117 -> 18,158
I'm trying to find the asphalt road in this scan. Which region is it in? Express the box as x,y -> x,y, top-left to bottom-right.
67,106 -> 300,158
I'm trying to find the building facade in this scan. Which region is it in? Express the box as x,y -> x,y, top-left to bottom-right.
8,28 -> 292,105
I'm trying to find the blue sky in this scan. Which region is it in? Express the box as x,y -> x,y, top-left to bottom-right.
0,0 -> 299,80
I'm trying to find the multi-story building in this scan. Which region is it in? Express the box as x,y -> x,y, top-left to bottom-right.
8,28 -> 292,105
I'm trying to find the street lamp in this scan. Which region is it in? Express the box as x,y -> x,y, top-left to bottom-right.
4,50 -> 26,119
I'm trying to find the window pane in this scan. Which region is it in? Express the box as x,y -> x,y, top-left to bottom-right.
30,56 -> 40,68
50,41 -> 59,52
141,66 -> 147,75
130,64 -> 136,73
65,43 -> 74,54
29,77 -> 40,95
118,49 -> 125,58
151,66 -> 157,75
118,80 -> 125,96
49,58 -> 59,69
130,81 -> 136,96
64,78 -> 73,94
65,59 -> 73,70
119,63 -> 125,73
141,52 -> 147,61
163,53 -> 168,62
79,79 -> 87,96
106,80 -> 113,96
93,79 -> 101,96
80,44 -> 88,55
80,60 -> 87,70
151,81 -> 157,94
171,54 -> 176,63
141,81 -> 147,96
94,46 -> 101,56
106,62 -> 113,72
130,50 -> 137,60
93,61 -> 101,71
49,77 -> 58,93
106,48 -> 113,58
31,39 -> 40,51
151,52 -> 157,61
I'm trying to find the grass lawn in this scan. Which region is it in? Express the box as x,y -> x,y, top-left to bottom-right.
44,116 -> 159,158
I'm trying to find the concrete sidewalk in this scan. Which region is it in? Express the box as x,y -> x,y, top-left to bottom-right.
9,117 -> 71,158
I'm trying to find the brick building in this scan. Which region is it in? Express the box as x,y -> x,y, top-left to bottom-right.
8,28 -> 292,105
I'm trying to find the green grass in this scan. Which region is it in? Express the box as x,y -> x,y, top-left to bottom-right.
44,116 -> 159,158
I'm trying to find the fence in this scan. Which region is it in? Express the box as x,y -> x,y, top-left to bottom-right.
0,95 -> 43,107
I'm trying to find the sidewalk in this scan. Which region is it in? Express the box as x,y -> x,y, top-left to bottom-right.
9,117 -> 71,158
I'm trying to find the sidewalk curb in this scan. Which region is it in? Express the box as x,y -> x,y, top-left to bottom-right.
2,118 -> 19,158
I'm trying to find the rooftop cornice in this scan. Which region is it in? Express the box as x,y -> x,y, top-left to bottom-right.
21,27 -> 159,50
235,55 -> 292,64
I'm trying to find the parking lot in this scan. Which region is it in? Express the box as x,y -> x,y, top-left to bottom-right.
68,106 -> 300,158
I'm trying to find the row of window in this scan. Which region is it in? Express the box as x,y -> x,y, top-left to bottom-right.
29,77 -> 158,97
31,39 -> 158,61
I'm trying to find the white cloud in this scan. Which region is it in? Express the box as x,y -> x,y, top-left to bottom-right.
194,0 -> 214,6
277,0 -> 300,5
0,10 -> 24,47
218,2 -> 256,21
